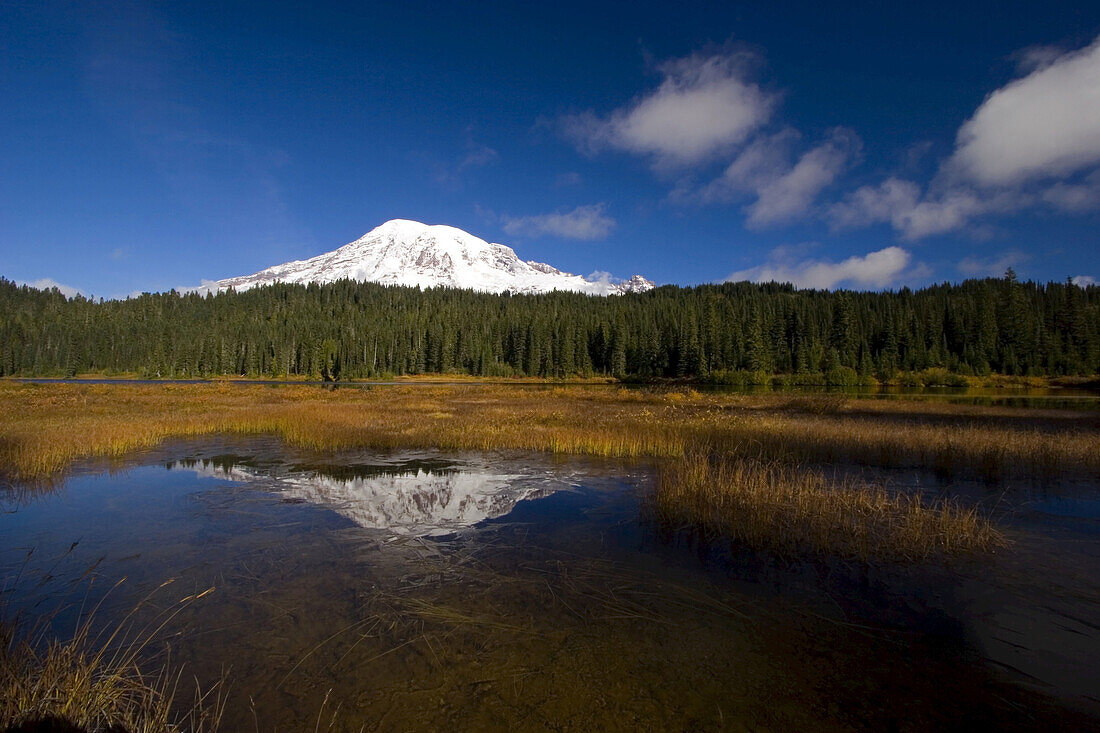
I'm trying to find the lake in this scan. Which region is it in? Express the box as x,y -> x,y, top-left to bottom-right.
2,435 -> 1098,730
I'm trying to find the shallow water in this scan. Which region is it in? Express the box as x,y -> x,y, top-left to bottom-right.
2,436 -> 1098,730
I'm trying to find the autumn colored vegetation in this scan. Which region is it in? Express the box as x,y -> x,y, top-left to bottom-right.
4,381 -> 1096,727
3,381 -> 1095,560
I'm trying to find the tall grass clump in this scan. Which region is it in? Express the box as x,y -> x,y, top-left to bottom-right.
653,452 -> 1007,562
1,581 -> 224,732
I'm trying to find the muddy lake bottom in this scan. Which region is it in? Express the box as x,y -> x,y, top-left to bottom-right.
2,436 -> 1098,731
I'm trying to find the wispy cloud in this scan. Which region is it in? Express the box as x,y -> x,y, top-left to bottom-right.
1040,170 -> 1100,212
746,129 -> 860,226
567,47 -> 857,227
561,49 -> 777,169
555,171 -> 582,187
831,34 -> 1100,239
690,127 -> 861,226
432,130 -> 499,187
585,270 -> 623,288
694,129 -> 796,202
726,246 -> 924,290
828,178 -> 1020,240
501,204 -> 615,240
1012,44 -> 1067,74
458,143 -> 498,171
957,249 -> 1030,277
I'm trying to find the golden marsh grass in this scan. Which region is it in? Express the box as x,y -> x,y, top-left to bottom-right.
0,382 -> 1095,484
0,382 -> 1093,562
654,452 -> 1007,561
2,382 -> 1093,726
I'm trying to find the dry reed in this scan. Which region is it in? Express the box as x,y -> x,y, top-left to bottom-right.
0,382 -> 1086,564
0,382 -> 1063,725
0,383 -> 1096,485
0,579 -> 225,732
654,452 -> 1007,561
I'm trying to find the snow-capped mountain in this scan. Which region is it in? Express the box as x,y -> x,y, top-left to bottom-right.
204,219 -> 654,296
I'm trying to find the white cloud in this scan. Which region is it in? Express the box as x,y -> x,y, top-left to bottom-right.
1013,44 -> 1066,74
458,143 -> 498,171
745,129 -> 860,226
957,249 -> 1029,277
894,189 -> 1004,240
693,129 -> 797,202
725,246 -> 917,290
561,47 -> 859,229
562,50 -> 777,168
832,34 -> 1100,239
829,178 -> 921,231
585,270 -> 618,288
828,178 -> 1024,240
1040,170 -> 1100,211
18,278 -> 83,298
684,127 -> 860,226
184,279 -> 221,296
948,36 -> 1100,186
501,204 -> 615,240
1072,275 -> 1097,286
1042,182 -> 1100,211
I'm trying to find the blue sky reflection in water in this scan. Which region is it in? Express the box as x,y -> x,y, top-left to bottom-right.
1,436 -> 1098,729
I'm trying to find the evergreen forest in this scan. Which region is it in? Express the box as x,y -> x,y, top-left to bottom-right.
1,271 -> 1096,381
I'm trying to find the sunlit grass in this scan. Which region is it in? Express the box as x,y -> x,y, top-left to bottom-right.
0,383 -> 1095,484
0,382 -> 1091,562
653,452 -> 1007,562
0,382 -> 1082,725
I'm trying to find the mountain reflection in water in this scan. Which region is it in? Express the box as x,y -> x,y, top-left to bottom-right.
173,457 -> 568,535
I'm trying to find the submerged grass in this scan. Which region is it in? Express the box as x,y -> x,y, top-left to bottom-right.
654,452 -> 1008,562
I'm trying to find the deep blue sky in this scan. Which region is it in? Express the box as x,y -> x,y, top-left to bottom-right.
2,0 -> 1099,298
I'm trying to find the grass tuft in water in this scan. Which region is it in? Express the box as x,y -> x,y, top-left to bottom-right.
653,452 -> 1008,562
0,580 -> 225,733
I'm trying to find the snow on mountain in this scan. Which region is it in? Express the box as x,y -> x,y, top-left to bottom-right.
205,219 -> 654,296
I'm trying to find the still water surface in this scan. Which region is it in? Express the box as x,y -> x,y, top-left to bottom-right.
2,436 -> 1098,730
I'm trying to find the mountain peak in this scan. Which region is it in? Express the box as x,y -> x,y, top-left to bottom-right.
207,219 -> 654,296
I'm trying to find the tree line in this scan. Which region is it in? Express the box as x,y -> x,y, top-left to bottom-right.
1,270 -> 1096,380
